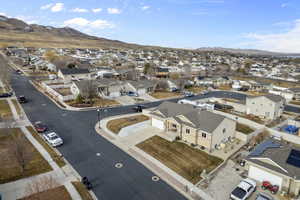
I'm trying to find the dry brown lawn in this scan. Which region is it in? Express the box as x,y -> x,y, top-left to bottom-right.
137,136 -> 223,184
0,128 -> 52,184
217,84 -> 232,90
236,123 -> 255,135
290,101 -> 300,106
246,91 -> 268,96
67,97 -> 119,108
0,87 -> 6,93
0,99 -> 13,119
107,115 -> 150,134
72,181 -> 94,200
55,88 -> 72,96
27,126 -> 66,167
20,186 -> 72,200
187,86 -> 205,94
150,91 -> 181,99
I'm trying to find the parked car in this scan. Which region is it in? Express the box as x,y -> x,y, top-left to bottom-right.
34,121 -> 48,133
43,132 -> 63,147
127,91 -> 138,97
255,192 -> 273,200
18,95 -> 27,103
230,178 -> 257,200
16,69 -> 22,74
184,92 -> 195,97
133,105 -> 147,112
0,92 -> 13,98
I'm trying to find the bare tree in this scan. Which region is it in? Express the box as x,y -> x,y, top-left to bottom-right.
155,80 -> 169,92
81,80 -> 97,105
9,133 -> 33,174
24,175 -> 59,200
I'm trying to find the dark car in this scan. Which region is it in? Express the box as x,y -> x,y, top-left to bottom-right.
133,105 -> 147,112
18,95 -> 27,103
0,92 -> 13,98
34,121 -> 48,133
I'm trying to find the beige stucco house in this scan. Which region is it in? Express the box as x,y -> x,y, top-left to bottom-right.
149,101 -> 236,152
246,94 -> 285,120
245,139 -> 300,197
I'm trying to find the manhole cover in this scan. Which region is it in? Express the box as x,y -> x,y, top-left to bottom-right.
42,104 -> 46,106
152,176 -> 160,182
115,163 -> 123,168
96,153 -> 101,156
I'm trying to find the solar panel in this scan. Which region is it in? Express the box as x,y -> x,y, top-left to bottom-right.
250,139 -> 281,156
286,149 -> 300,168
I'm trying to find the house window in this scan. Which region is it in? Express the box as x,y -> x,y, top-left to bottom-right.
202,133 -> 206,138
186,129 -> 190,134
223,128 -> 226,134
172,124 -> 177,128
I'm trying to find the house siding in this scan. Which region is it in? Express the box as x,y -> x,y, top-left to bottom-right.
211,118 -> 236,149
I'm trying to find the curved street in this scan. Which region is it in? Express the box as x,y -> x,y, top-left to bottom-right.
11,73 -> 300,200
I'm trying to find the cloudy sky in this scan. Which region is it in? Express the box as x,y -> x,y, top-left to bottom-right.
1,0 -> 300,53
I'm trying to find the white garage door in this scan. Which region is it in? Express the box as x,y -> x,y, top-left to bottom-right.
152,118 -> 164,130
248,165 -> 283,189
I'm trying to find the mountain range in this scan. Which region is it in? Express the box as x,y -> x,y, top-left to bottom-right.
0,15 -> 300,56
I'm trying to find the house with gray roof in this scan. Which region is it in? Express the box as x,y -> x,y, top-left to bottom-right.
245,139 -> 300,196
124,80 -> 157,96
148,101 -> 236,152
246,94 -> 285,120
58,68 -> 91,81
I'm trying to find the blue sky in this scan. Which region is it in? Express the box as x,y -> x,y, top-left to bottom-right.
1,0 -> 300,52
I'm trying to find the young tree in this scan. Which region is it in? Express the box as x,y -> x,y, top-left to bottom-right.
81,80 -> 97,105
9,133 -> 33,174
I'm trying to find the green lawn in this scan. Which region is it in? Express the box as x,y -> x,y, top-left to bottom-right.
0,128 -> 52,184
137,136 -> 223,184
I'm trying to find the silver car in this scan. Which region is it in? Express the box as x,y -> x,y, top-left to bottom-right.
256,193 -> 273,200
43,132 -> 63,147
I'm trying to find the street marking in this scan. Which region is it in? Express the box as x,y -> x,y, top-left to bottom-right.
96,153 -> 101,156
152,176 -> 160,182
115,163 -> 123,168
42,103 -> 47,106
62,113 -> 67,117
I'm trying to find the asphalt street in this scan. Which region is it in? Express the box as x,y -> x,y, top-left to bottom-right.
10,73 -> 300,200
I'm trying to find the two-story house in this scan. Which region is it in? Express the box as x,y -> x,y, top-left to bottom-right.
148,101 -> 236,152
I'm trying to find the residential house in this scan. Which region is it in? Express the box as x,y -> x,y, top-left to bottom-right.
288,88 -> 300,100
148,102 -> 236,152
194,76 -> 231,87
245,139 -> 300,196
124,80 -> 157,96
246,94 -> 285,120
58,68 -> 91,81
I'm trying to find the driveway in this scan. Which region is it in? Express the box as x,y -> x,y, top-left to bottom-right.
115,96 -> 136,105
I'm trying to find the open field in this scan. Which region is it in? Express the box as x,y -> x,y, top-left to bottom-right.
107,115 -> 149,134
137,136 -> 223,184
27,126 -> 66,167
150,91 -> 181,99
0,99 -> 13,119
0,128 -> 52,184
72,181 -> 94,200
19,186 -> 72,200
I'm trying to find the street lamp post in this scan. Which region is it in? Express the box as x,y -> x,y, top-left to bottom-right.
97,108 -> 101,129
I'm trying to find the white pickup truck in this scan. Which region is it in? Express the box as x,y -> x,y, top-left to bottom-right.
230,178 -> 257,200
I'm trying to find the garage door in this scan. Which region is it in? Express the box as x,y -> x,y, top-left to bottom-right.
137,89 -> 146,95
248,165 -> 283,189
152,118 -> 164,130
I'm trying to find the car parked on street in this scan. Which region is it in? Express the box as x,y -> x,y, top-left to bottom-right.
230,178 -> 257,200
133,105 -> 147,112
127,91 -> 138,97
43,132 -> 63,147
255,192 -> 273,200
183,92 -> 195,97
0,92 -> 13,98
18,95 -> 27,103
34,121 -> 48,133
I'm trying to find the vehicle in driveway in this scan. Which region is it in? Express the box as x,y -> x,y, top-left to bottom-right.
43,132 -> 63,147
255,192 -> 273,200
0,92 -> 13,98
127,91 -> 138,97
133,105 -> 147,112
18,95 -> 27,103
34,121 -> 48,133
183,92 -> 195,97
230,178 -> 257,200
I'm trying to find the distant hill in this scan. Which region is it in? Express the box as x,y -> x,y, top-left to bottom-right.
0,15 -> 140,49
197,47 -> 300,57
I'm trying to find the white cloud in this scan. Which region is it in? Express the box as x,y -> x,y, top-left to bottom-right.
64,17 -> 115,29
244,19 -> 300,53
92,8 -> 102,13
71,8 -> 89,13
107,8 -> 121,14
51,3 -> 64,12
40,3 -> 53,10
141,6 -> 150,10
0,12 -> 8,17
